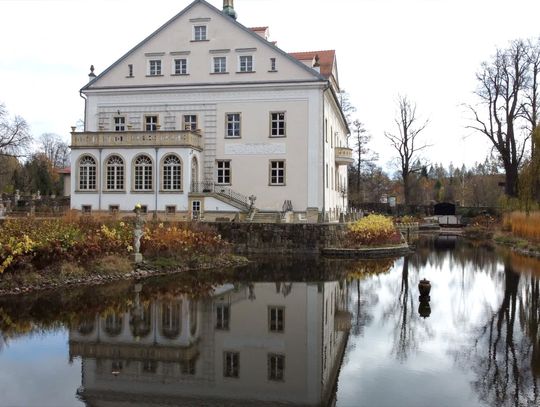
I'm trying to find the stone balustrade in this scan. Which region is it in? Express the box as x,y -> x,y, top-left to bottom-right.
334,147 -> 354,165
71,130 -> 203,150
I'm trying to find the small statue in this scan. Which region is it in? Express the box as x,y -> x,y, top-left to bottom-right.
131,204 -> 144,263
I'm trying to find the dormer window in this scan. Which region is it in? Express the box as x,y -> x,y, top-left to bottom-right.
149,60 -> 161,76
194,25 -> 207,41
239,55 -> 253,72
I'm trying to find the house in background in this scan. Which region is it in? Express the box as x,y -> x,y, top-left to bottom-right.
70,0 -> 351,221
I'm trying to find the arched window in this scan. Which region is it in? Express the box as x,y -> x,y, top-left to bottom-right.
162,155 -> 182,190
160,301 -> 182,339
104,313 -> 123,337
79,155 -> 96,190
134,155 -> 153,191
106,155 -> 124,190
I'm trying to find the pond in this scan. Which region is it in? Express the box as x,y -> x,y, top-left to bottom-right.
0,236 -> 538,407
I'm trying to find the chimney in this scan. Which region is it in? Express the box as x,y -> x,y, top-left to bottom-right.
223,0 -> 237,20
313,55 -> 321,73
88,65 -> 96,82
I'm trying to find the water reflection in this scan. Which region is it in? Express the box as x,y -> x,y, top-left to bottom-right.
340,236 -> 540,407
0,238 -> 539,407
68,279 -> 351,406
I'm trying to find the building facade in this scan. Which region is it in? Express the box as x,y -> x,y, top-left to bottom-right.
70,0 -> 351,221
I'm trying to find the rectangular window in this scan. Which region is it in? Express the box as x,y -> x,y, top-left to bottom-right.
270,112 -> 286,137
166,205 -> 176,214
225,113 -> 241,138
81,205 -> 92,214
114,116 -> 125,131
183,115 -> 197,131
174,58 -> 187,75
239,55 -> 253,72
268,306 -> 284,332
216,304 -> 230,330
149,59 -> 161,76
194,25 -> 207,41
128,64 -> 133,77
192,200 -> 201,220
140,205 -> 148,214
216,160 -> 231,184
268,354 -> 285,381
213,56 -> 227,73
270,58 -> 276,71
269,161 -> 285,186
109,205 -> 119,214
223,351 -> 239,378
145,116 -> 158,131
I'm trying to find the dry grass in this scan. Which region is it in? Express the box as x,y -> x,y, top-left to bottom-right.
504,211 -> 540,242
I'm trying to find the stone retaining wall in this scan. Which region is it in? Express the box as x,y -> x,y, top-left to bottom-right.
212,223 -> 349,254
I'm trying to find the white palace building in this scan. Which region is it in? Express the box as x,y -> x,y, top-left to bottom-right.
70,0 -> 352,222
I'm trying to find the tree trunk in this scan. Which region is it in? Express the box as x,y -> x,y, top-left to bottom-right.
505,164 -> 519,197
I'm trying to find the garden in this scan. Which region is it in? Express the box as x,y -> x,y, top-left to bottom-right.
0,215 -> 246,294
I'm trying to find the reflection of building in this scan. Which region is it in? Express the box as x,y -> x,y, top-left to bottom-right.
69,281 -> 350,406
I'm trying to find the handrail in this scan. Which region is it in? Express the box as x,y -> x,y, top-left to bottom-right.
191,182 -> 249,208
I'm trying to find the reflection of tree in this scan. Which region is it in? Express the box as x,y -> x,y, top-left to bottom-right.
381,257 -> 433,362
458,264 -> 539,407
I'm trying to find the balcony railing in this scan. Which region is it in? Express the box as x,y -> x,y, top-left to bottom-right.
335,147 -> 354,166
71,130 -> 203,150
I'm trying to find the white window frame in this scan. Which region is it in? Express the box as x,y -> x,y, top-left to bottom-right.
173,58 -> 188,75
78,155 -> 97,191
269,160 -> 285,186
216,304 -> 230,330
223,351 -> 239,378
225,113 -> 241,138
238,55 -> 254,72
148,59 -> 162,76
183,114 -> 198,131
268,353 -> 285,381
145,115 -> 158,131
270,112 -> 286,137
216,160 -> 231,185
268,306 -> 284,332
213,56 -> 227,73
113,116 -> 125,132
105,155 -> 125,191
133,154 -> 153,191
162,154 -> 182,191
193,25 -> 207,41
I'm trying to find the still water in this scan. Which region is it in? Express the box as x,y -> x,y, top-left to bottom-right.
0,236 -> 538,407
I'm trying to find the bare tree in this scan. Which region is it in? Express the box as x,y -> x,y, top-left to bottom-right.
38,133 -> 70,169
467,40 -> 531,197
338,89 -> 357,129
0,103 -> 31,157
350,120 -> 378,202
385,95 -> 429,205
524,38 -> 540,157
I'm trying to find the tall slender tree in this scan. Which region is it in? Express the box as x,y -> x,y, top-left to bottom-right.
385,95 -> 429,205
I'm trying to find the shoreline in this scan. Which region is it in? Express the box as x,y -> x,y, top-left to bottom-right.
0,255 -> 249,297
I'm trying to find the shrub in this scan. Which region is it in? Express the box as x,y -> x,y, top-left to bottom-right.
347,214 -> 401,247
504,211 -> 540,243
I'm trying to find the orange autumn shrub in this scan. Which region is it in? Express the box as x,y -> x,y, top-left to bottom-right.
347,214 -> 402,247
504,211 -> 540,242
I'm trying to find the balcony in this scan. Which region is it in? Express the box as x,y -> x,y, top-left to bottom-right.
71,130 -> 203,150
335,147 -> 354,166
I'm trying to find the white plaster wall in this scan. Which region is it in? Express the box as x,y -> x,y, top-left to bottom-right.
87,2 -> 318,90
71,147 -> 201,212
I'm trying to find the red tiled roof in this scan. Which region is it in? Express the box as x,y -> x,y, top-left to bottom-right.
249,26 -> 268,32
288,50 -> 335,79
56,167 -> 71,174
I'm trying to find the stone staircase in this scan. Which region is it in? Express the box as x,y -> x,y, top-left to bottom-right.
250,211 -> 280,223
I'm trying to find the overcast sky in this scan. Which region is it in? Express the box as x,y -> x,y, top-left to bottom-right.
1,0 -> 540,172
